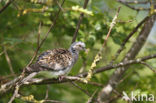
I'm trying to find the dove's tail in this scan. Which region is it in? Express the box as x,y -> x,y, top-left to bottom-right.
25,63 -> 49,74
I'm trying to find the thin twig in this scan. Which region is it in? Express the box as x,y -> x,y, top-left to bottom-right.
71,82 -> 90,96
117,0 -> 149,4
20,72 -> 38,84
0,51 -> 4,56
113,89 -> 122,97
110,16 -> 149,64
25,23 -> 42,67
111,90 -> 133,103
119,71 -> 134,84
8,85 -> 20,103
8,72 -> 38,103
4,47 -> 15,74
85,7 -> 121,82
0,0 -> 15,14
44,85 -> 50,100
19,94 -> 66,103
43,99 -> 66,103
87,81 -> 103,87
71,0 -> 90,43
26,0 -> 65,68
108,95 -> 121,103
56,0 -> 65,12
87,89 -> 98,103
117,0 -> 150,11
39,0 -> 65,49
37,22 -> 41,49
102,7 -> 121,48
117,19 -> 134,23
24,0 -> 51,5
12,1 -> 19,10
140,61 -> 156,73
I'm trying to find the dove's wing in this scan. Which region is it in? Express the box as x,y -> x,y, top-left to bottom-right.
37,48 -> 73,71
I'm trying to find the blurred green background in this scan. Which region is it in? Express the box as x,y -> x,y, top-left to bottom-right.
0,0 -> 156,103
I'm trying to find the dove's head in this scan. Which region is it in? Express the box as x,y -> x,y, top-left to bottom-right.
70,41 -> 86,53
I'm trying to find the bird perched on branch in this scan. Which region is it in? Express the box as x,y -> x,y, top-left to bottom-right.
26,41 -> 86,78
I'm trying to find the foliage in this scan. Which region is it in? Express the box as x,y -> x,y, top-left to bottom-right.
0,0 -> 155,103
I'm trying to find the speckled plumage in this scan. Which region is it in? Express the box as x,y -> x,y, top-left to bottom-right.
37,49 -> 73,71
26,41 -> 85,77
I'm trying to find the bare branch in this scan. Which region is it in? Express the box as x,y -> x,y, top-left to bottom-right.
8,85 -> 20,103
87,89 -> 98,103
37,22 -> 41,49
4,47 -> 15,74
71,0 -> 90,43
0,51 -> 4,56
71,82 -> 90,96
8,72 -> 38,103
87,81 -> 103,87
79,53 -> 156,77
118,71 -> 134,84
25,22 -> 41,67
110,16 -> 149,64
117,0 -> 149,4
85,7 -> 121,82
26,0 -> 65,67
140,61 -> 156,73
38,0 -> 65,50
117,19 -> 134,23
117,0 -> 150,11
56,0 -> 65,12
44,85 -> 50,100
0,0 -> 15,14
103,7 -> 121,47
18,94 -> 66,103
43,99 -> 66,103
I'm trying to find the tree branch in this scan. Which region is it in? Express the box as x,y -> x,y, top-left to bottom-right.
117,0 -> 149,4
97,14 -> 156,103
85,7 -> 121,82
26,0 -> 65,67
0,0 -> 14,14
20,54 -> 156,85
71,82 -> 90,96
4,47 -> 15,74
71,0 -> 90,43
110,16 -> 149,64
140,61 -> 156,73
1,53 -> 156,94
87,89 -> 98,103
8,72 -> 38,103
117,0 -> 150,11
